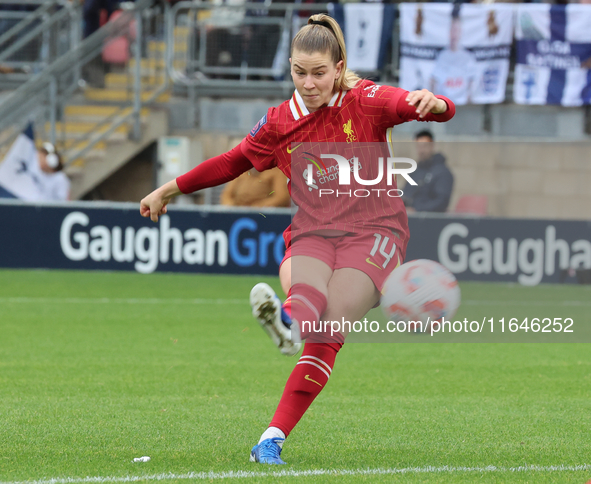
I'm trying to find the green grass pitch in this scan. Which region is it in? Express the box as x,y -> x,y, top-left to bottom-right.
1,269 -> 590,483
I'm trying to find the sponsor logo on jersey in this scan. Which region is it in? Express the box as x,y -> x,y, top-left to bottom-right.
302,167 -> 318,191
365,84 -> 380,98
249,114 -> 267,138
304,156 -> 361,189
286,143 -> 303,154
343,119 -> 357,143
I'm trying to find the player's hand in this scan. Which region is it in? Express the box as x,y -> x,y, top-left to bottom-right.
140,180 -> 182,222
140,189 -> 170,222
406,89 -> 447,118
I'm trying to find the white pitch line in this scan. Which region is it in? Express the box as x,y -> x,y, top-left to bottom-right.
1,297 -> 589,307
462,300 -> 591,307
1,464 -> 590,484
0,297 -> 247,305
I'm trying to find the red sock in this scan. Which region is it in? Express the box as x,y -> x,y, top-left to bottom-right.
283,283 -> 327,339
269,342 -> 341,437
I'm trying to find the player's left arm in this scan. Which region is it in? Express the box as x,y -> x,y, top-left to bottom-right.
400,89 -> 455,121
362,85 -> 455,127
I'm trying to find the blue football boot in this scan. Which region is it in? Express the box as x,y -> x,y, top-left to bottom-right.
250,437 -> 286,465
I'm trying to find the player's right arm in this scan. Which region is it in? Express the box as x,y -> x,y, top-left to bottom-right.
140,144 -> 253,222
140,106 -> 278,223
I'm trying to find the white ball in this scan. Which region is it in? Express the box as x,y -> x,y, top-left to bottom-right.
381,259 -> 461,328
133,456 -> 151,463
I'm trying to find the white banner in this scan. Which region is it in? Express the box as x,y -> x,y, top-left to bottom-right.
343,4 -> 384,72
514,4 -> 591,106
330,3 -> 395,72
399,3 -> 514,105
0,128 -> 69,201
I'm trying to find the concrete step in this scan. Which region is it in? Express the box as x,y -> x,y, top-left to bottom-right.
68,158 -> 86,171
37,138 -> 107,153
128,57 -> 165,70
104,72 -> 166,89
45,121 -> 130,141
128,58 -> 185,75
148,40 -> 166,53
68,109 -> 169,200
64,105 -> 150,122
148,38 -> 187,54
83,87 -> 171,103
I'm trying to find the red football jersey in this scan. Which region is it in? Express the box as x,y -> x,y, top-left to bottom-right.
240,80 -> 455,249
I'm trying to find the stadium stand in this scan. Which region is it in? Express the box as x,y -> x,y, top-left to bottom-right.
0,0 -> 589,218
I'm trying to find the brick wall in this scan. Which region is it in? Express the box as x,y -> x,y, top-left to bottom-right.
395,141 -> 591,219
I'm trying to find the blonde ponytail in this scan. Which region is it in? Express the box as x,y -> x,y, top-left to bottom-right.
291,14 -> 361,91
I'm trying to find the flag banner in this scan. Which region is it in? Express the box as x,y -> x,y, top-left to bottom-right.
0,125 -> 41,200
514,4 -> 591,106
399,3 -> 513,105
0,125 -> 70,201
330,3 -> 395,72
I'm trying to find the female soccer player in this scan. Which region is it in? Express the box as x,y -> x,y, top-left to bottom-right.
140,14 -> 455,465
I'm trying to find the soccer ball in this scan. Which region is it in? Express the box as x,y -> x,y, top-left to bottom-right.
380,259 -> 460,329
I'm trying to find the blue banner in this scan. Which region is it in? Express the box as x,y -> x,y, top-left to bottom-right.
0,202 -> 289,276
1,201 -> 590,286
406,216 -> 591,286
514,4 -> 591,106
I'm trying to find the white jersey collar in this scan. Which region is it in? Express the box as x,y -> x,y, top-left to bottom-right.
289,89 -> 347,120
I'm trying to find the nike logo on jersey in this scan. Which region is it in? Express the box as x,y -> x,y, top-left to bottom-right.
366,258 -> 383,270
304,374 -> 323,387
287,143 -> 303,154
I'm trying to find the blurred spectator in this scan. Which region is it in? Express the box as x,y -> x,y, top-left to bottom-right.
205,0 -> 246,76
83,0 -> 118,39
83,0 -> 138,39
0,126 -> 70,201
402,130 -> 453,213
220,167 -> 290,207
245,0 -> 290,74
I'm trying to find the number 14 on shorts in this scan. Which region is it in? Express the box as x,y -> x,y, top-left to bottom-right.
368,233 -> 398,269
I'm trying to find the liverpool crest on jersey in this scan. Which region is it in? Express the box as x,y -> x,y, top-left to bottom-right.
343,119 -> 357,143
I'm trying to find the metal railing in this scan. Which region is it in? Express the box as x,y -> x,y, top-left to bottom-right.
166,2 -> 403,98
165,2 -> 591,136
0,0 -> 81,88
167,2 -> 341,98
0,0 -> 169,168
1,0 -> 589,173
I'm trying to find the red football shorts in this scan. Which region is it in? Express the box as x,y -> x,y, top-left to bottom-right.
282,231 -> 406,292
